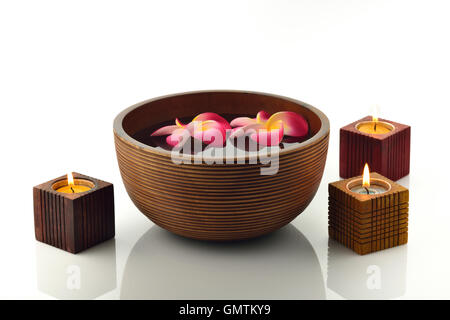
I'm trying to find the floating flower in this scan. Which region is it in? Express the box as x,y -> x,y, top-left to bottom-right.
230,111 -> 271,127
151,112 -> 231,147
230,111 -> 308,146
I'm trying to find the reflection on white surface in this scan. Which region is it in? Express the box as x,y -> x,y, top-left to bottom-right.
327,239 -> 407,299
36,239 -> 117,299
397,175 -> 410,188
121,225 -> 325,299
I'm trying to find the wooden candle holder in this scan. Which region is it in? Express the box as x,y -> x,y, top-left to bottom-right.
340,116 -> 410,181
33,173 -> 115,254
328,172 -> 409,255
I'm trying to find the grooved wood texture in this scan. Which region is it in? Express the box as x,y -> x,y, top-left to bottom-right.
33,173 -> 115,253
340,116 -> 410,181
113,91 -> 330,241
328,172 -> 409,255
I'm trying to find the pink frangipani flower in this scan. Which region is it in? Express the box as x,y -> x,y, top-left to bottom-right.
151,112 -> 231,148
230,111 -> 308,146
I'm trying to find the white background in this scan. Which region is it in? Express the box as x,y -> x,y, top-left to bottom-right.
1,0 -> 449,299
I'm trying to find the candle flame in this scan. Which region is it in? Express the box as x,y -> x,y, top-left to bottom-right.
362,163 -> 370,188
67,172 -> 74,186
372,105 -> 379,123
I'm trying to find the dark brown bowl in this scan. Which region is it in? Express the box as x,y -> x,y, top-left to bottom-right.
114,90 -> 329,240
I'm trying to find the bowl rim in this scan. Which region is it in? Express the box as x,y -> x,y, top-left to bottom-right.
113,90 -> 330,162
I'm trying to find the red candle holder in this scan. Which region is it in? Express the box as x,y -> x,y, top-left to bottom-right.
339,116 -> 410,181
33,173 -> 115,254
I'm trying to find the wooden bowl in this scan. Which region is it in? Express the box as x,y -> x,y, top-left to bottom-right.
114,90 -> 330,241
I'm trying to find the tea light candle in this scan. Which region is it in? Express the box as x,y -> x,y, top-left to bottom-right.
347,164 -> 390,195
349,183 -> 387,195
356,119 -> 394,134
54,172 -> 93,194
356,106 -> 394,134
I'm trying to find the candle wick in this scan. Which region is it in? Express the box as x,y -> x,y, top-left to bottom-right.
374,123 -> 377,131
70,187 -> 75,193
364,187 -> 370,195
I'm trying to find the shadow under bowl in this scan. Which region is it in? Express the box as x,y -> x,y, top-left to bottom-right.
113,90 -> 330,241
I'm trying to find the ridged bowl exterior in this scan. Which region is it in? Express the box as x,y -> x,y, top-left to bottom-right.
114,91 -> 329,241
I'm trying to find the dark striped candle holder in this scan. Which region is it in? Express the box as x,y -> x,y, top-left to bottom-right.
339,116 -> 410,181
33,173 -> 115,254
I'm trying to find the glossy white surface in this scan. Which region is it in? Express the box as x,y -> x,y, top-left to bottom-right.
0,0 -> 449,299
